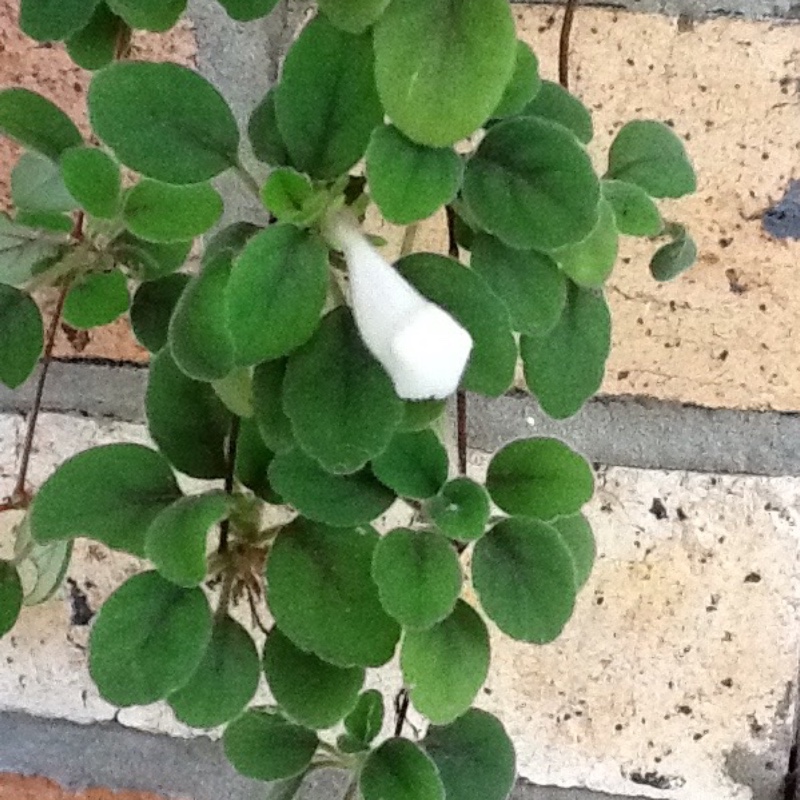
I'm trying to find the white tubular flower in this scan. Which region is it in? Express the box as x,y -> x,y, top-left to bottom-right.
326,212 -> 473,400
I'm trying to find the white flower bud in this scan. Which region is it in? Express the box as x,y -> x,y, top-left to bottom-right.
326,212 -> 472,400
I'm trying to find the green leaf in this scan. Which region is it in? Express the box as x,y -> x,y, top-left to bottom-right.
146,348 -> 232,479
470,234 -> 567,336
402,600 -> 489,725
373,0 -> 516,147
0,562 -> 23,637
89,571 -> 212,705
213,367 -> 254,418
492,41 -> 540,119
521,80 -> 593,143
397,254 -> 516,397
13,515 -> 72,607
226,225 -> 328,365
427,477 -> 490,542
252,359 -> 295,453
63,269 -> 130,329
217,0 -> 280,21
203,221 -> 261,264
66,4 -> 128,71
344,690 -> 384,745
60,146 -> 121,219
223,710 -> 318,782
650,224 -> 697,281
283,307 -> 403,474
261,168 -> 328,226
235,417 -> 279,502
607,120 -> 696,198
89,62 -> 239,184
0,286 -> 42,388
145,491 -> 230,587
366,125 -> 463,225
371,528 -> 461,629
106,0 -> 186,31
486,438 -> 593,520
19,0 -> 101,41
130,273 -> 190,352
424,709 -> 516,800
276,15 -> 382,179
30,443 -> 181,556
263,627 -> 364,729
168,614 -> 260,727
552,197 -> 618,289
267,520 -> 401,667
602,179 -> 662,237
11,152 -> 77,213
361,738 -> 444,800
111,233 -> 192,281
552,513 -> 595,588
521,283 -> 611,419
0,89 -> 82,160
371,429 -> 448,500
463,117 -> 600,251
0,216 -> 60,288
318,0 -> 389,32
269,449 -> 394,526
400,399 -> 446,432
248,89 -> 291,167
473,517 -> 577,643
15,211 -> 73,234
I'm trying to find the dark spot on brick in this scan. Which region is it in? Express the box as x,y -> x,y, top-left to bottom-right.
629,771 -> 686,790
678,705 -> 693,715
719,237 -> 733,248
718,350 -> 729,361
615,723 -> 624,731
676,507 -> 688,521
763,180 -> 800,240
596,595 -> 605,606
744,572 -> 762,583
617,370 -> 630,379
759,303 -> 767,312
725,268 -> 747,294
721,678 -> 734,688
66,578 -> 94,626
649,498 -> 668,520
677,13 -> 695,31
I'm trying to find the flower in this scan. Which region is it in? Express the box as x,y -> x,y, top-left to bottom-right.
326,212 -> 472,400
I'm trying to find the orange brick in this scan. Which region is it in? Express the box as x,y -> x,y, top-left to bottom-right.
0,774 -> 170,800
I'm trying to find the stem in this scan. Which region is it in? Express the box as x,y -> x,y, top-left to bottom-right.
400,223 -> 419,258
214,572 -> 235,622
236,163 -> 262,199
218,416 -> 241,554
559,0 -> 579,90
394,687 -> 410,736
456,390 -> 468,475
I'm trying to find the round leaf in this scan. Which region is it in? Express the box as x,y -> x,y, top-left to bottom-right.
424,709 -> 516,800
269,449 -> 395,527
361,739 -> 444,800
486,438 -> 593,520
0,285 -> 42,389
0,215 -> 61,288
552,513 -> 595,588
11,152 -> 77,213
226,225 -> 328,365
0,89 -> 82,160
89,571 -> 212,706
366,125 -> 463,225
263,628 -> 364,729
61,146 -> 121,219
266,520 -> 401,667
402,600 -> 489,724
14,515 -> 73,607
130,273 -> 191,353
168,615 -> 260,728
521,80 -> 593,143
66,4 -> 128,71
111,232 -> 192,281
261,168 -> 327,226
472,517 -> 577,643
30,443 -> 181,556
463,117 -> 600,251
650,224 -> 698,281
283,307 -> 403,474
63,269 -> 130,329
427,477 -> 490,542
106,0 -> 186,30
252,359 -> 295,453
0,562 -> 23,638
19,0 -> 101,41
492,41 -> 540,119
371,429 -> 448,500
248,89 -> 291,167
371,528 -> 461,630
400,399 -> 446,432
373,0 -> 516,146
344,690 -> 384,746
223,710 -> 318,782
89,62 -> 239,184
317,0 -> 389,32
602,179 -> 662,237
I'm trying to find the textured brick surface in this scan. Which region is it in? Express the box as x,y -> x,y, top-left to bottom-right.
0,774 -> 167,799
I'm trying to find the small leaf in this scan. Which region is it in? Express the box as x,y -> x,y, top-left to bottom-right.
521,80 -> 593,143
19,0 -> 101,41
145,491 -> 231,587
217,0 -> 280,21
13,515 -> 72,607
89,62 -> 239,184
252,359 -> 295,453
424,709 -> 516,800
226,225 -> 328,365
168,615 -> 260,728
283,307 -> 403,474
269,449 -> 394,527
0,285 -> 42,388
61,146 -> 121,219
607,120 -> 696,198
111,233 -> 192,281
344,690 -> 384,746
235,417 -> 279,503
602,179 -> 663,237
261,168 -> 328,226
15,211 -> 73,234
520,283 -> 611,419
223,710 -> 318,782
214,367 -> 255,418
470,234 -> 567,336
66,4 -> 128,71
89,571 -> 212,706
650,224 -> 698,281
492,41 -> 540,119
463,117 -> 600,251
30,443 -> 181,556
400,399 -> 446,432
427,477 -> 490,542
0,215 -> 60,288
106,0 -> 186,31
130,273 -> 190,353
0,562 -> 23,637
11,152 -> 77,213
248,89 -> 291,167
486,438 -> 593,520
266,520 -> 401,667
366,125 -> 463,225
371,528 -> 461,630
472,517 -> 577,643
371,429 -> 448,500
146,348 -> 232,479
373,0 -> 516,146
402,600 -> 489,724
263,627 -> 365,729
552,513 -> 595,588
0,89 -> 82,160
63,269 -> 130,329
318,0 -> 389,32
361,739 -> 444,800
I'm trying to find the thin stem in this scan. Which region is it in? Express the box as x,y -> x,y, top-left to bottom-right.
394,687 -> 410,736
218,416 -> 241,554
456,390 -> 468,475
445,206 -> 459,259
236,163 -> 262,199
214,572 -> 235,622
559,0 -> 579,90
400,223 -> 419,258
